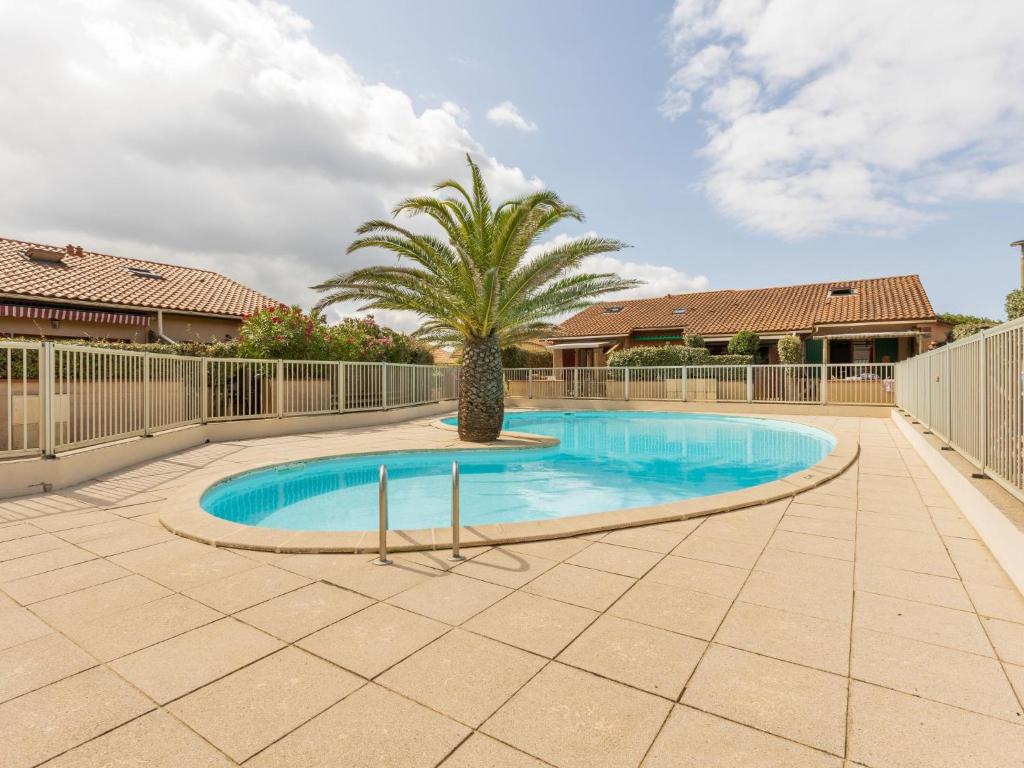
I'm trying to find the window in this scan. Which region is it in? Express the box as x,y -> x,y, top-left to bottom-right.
603,306 -> 624,314
828,287 -> 856,297
671,307 -> 686,314
126,266 -> 163,279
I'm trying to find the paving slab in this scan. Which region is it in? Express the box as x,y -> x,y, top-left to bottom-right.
609,579 -> 732,640
682,644 -> 848,756
169,646 -> 363,762
522,562 -> 635,610
246,683 -> 469,768
0,633 -> 96,704
42,710 -> 234,768
558,614 -> 706,699
463,590 -> 598,657
379,628 -> 545,727
298,602 -> 448,678
235,581 -> 372,642
387,571 -> 511,625
109,616 -> 284,703
482,662 -> 672,768
643,705 -> 843,768
850,627 -> 1022,722
0,667 -> 154,768
847,681 -> 1024,768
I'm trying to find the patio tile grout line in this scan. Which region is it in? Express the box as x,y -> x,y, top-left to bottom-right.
9,416 -> 1024,767
909,424 -> 1024,718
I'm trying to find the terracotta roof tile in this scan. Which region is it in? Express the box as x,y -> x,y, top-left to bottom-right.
0,237 -> 280,317
555,275 -> 935,338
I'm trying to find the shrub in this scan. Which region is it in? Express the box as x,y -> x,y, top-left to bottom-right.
777,334 -> 803,364
682,333 -> 705,348
501,345 -> 553,368
712,354 -> 754,365
237,306 -> 430,364
1007,290 -> 1024,321
727,330 -> 761,356
951,322 -> 992,340
608,345 -> 709,367
938,311 -> 997,326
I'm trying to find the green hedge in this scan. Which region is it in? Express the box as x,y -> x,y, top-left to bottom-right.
502,345 -> 553,368
607,345 -> 751,368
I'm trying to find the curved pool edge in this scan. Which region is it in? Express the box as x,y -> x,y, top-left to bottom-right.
158,412 -> 858,554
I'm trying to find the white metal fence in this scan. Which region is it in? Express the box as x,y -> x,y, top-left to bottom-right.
505,363 -> 896,406
896,316 -> 1024,502
0,341 -> 459,459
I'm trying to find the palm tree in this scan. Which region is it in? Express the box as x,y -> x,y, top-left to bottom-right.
313,155 -> 640,442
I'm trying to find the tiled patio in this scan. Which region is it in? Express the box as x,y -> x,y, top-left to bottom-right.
1,414 -> 1023,767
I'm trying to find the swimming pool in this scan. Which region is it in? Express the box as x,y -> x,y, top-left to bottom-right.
200,411 -> 835,532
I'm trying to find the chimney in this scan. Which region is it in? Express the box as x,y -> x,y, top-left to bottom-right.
65,244 -> 73,255
75,245 -> 83,256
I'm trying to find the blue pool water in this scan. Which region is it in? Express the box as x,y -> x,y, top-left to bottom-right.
201,411 -> 834,531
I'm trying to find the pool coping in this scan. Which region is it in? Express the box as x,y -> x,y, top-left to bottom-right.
158,411 -> 859,553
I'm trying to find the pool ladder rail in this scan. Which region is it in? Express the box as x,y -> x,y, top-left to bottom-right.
373,460 -> 464,566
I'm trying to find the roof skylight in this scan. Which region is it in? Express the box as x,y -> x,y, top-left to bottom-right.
126,266 -> 164,279
603,306 -> 624,314
828,287 -> 856,297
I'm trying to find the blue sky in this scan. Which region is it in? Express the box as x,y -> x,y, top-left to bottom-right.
1,0 -> 1020,324
294,0 -> 1020,320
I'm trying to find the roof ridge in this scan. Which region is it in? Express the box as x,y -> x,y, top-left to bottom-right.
596,274 -> 924,306
0,235 -> 230,278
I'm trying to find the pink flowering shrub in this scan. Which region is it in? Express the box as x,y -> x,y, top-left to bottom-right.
237,305 -> 431,363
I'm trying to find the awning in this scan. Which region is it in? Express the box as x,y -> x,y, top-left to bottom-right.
0,303 -> 150,326
548,341 -> 610,349
812,330 -> 921,340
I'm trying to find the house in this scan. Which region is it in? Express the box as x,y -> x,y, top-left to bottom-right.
0,237 -> 280,343
550,275 -> 948,366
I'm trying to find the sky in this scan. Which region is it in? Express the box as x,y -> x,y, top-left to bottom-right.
0,0 -> 1021,331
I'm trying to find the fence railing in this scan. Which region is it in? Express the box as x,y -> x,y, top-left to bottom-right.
0,341 -> 459,460
896,316 -> 1024,503
504,363 -> 896,406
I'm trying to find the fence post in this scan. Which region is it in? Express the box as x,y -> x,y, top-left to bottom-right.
40,342 -> 56,458
944,351 -> 952,446
142,352 -> 151,437
527,369 -> 533,399
820,364 -> 828,405
978,330 -> 988,475
276,360 -> 284,418
573,367 -> 579,399
201,358 -> 209,424
624,367 -> 630,401
681,366 -> 688,401
337,361 -> 346,413
382,362 -> 389,410
746,365 -> 753,403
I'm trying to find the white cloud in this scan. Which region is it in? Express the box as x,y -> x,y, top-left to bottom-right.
663,0 -> 1024,239
486,101 -> 538,132
0,0 -> 541,323
529,233 -> 710,301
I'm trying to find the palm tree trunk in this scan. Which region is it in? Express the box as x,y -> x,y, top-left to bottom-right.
458,334 -> 504,442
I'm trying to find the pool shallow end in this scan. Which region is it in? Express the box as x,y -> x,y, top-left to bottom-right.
159,413 -> 859,553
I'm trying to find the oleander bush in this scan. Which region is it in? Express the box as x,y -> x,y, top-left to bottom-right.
236,306 -> 430,364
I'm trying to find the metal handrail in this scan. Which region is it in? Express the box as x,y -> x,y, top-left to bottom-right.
373,464 -> 391,565
448,460 -> 465,561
